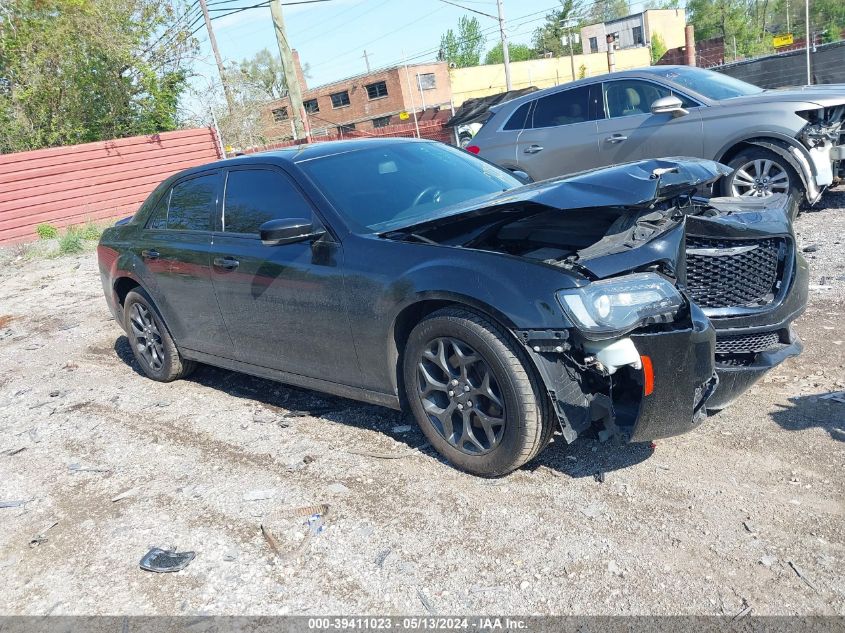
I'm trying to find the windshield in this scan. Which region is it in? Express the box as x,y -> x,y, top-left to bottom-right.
645,67 -> 764,100
298,141 -> 521,233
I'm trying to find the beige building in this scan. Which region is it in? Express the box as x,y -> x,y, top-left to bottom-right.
449,47 -> 651,107
580,9 -> 686,54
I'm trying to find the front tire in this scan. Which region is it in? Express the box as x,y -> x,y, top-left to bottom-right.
403,307 -> 549,477
721,147 -> 802,221
123,288 -> 195,382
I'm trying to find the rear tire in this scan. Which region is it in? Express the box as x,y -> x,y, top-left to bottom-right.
123,288 -> 196,382
403,307 -> 549,477
721,147 -> 802,221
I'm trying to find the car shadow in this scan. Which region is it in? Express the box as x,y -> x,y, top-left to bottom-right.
769,392 -> 845,442
527,434 -> 655,479
113,335 -> 658,477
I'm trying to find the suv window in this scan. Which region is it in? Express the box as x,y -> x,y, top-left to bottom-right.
166,174 -> 217,231
603,80 -> 697,119
223,169 -> 313,235
529,85 -> 598,128
503,102 -> 531,131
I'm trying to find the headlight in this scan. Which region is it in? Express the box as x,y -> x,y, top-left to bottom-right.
557,273 -> 684,339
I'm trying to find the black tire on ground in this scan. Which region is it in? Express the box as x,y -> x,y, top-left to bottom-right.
123,288 -> 196,382
720,147 -> 802,221
402,307 -> 550,477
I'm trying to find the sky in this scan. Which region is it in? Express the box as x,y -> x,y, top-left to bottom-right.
191,0 -> 632,91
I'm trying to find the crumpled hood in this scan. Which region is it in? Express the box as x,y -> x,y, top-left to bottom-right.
386,158 -> 731,234
719,85 -> 845,108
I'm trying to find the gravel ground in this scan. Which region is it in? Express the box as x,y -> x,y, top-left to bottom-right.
0,189 -> 843,616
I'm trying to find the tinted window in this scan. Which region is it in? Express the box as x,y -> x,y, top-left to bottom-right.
503,102 -> 531,131
604,80 -> 696,118
223,169 -> 312,235
299,142 -> 521,233
331,91 -> 350,108
530,86 -> 597,128
146,188 -> 170,229
167,174 -> 216,231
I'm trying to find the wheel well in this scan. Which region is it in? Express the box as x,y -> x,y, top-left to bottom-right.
113,277 -> 140,306
389,299 -> 518,400
718,141 -> 754,166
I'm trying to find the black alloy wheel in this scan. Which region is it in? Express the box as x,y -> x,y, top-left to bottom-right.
417,336 -> 506,455
403,307 -> 553,477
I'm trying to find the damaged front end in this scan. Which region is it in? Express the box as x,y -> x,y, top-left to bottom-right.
797,103 -> 845,188
387,158 -> 733,443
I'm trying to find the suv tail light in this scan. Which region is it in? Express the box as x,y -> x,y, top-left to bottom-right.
466,145 -> 480,154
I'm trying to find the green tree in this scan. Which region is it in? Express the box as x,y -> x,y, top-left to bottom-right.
484,42 -> 535,65
586,0 -> 630,24
650,32 -> 668,63
532,0 -> 584,57
438,16 -> 485,68
0,0 -> 195,153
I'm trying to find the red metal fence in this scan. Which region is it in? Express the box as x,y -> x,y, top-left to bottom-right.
242,120 -> 453,155
0,127 -> 222,244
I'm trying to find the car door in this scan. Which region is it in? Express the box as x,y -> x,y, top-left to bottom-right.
595,79 -> 704,165
515,83 -> 605,180
133,170 -> 233,358
209,165 -> 361,386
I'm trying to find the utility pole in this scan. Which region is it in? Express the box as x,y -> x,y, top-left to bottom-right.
786,0 -> 790,33
561,20 -> 577,81
804,0 -> 811,84
496,0 -> 512,90
362,49 -> 371,73
402,50 -> 421,139
199,0 -> 235,114
270,0 -> 306,139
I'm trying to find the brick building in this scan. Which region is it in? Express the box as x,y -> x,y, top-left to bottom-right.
261,55 -> 452,141
580,9 -> 686,54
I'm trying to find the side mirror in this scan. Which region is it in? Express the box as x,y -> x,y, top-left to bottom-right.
650,95 -> 688,118
259,218 -> 325,246
510,170 -> 533,184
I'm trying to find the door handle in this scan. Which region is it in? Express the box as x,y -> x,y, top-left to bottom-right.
213,256 -> 240,270
604,134 -> 628,144
141,249 -> 160,260
523,144 -> 544,154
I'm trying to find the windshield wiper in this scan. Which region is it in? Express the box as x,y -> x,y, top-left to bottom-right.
383,230 -> 439,245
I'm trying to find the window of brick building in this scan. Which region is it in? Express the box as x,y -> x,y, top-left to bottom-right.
417,73 -> 436,90
365,81 -> 388,100
304,99 -> 319,113
271,107 -> 289,122
330,91 -> 351,108
372,115 -> 392,128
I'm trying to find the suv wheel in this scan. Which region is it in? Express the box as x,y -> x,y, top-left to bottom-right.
124,288 -> 196,382
403,307 -> 550,477
722,147 -> 801,220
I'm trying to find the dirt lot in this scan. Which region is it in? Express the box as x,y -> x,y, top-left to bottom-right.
1,191 -> 844,617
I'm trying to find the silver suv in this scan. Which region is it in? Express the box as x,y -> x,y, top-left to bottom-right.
468,66 -> 845,217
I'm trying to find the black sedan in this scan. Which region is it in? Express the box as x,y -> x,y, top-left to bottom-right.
97,139 -> 799,476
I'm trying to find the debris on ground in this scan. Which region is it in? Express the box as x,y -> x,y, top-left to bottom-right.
731,601 -> 753,622
29,521 -> 58,547
111,487 -> 139,503
260,523 -> 283,559
326,483 -> 349,495
0,500 -> 28,509
391,425 -> 412,433
243,489 -> 276,502
139,548 -> 196,573
68,463 -> 110,473
788,561 -> 818,591
417,589 -> 435,614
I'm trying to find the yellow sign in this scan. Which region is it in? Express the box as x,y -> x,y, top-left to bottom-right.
399,111 -> 410,121
773,33 -> 794,47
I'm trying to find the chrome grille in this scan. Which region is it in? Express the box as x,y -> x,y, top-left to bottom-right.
715,331 -> 782,355
686,236 -> 783,309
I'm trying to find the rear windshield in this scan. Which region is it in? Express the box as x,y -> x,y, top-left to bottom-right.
298,142 -> 521,233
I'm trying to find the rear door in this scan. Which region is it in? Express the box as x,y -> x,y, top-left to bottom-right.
595,79 -> 703,165
515,83 -> 605,180
133,170 -> 233,357
209,165 -> 361,385
472,101 -> 532,170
